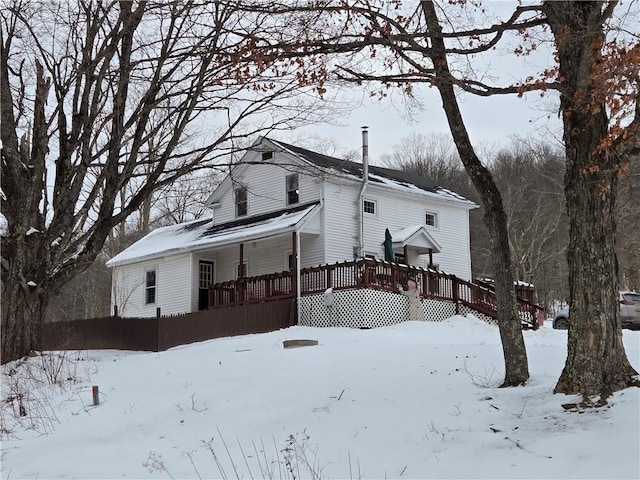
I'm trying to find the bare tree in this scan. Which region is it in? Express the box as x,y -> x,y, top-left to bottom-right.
380,133 -> 470,192
491,141 -> 569,311
243,0 -> 640,393
0,0 -> 340,363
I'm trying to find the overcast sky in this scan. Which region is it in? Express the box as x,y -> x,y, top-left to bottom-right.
278,1 -> 564,163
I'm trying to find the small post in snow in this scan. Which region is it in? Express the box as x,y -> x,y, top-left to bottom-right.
92,386 -> 100,406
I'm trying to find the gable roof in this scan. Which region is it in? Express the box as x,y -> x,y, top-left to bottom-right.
273,139 -> 441,193
390,225 -> 442,254
269,138 -> 475,206
106,202 -> 320,268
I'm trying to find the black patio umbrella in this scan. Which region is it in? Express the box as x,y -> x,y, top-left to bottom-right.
383,228 -> 394,262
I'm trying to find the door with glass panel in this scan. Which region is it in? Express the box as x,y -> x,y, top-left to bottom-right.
198,260 -> 215,310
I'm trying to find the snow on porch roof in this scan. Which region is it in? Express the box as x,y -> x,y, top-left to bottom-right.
391,225 -> 442,254
106,202 -> 321,268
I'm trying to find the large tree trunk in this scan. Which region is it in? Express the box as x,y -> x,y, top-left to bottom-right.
423,1 -> 529,386
1,281 -> 48,364
544,1 -> 638,395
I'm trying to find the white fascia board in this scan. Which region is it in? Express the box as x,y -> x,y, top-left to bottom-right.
365,181 -> 478,210
107,204 -> 321,268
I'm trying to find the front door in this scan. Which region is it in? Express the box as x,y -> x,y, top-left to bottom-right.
198,260 -> 215,310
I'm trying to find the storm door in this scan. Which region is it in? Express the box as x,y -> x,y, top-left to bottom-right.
198,260 -> 215,310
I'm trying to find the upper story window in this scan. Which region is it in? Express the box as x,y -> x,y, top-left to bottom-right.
286,173 -> 299,205
363,199 -> 377,215
262,151 -> 273,161
235,186 -> 247,217
425,211 -> 438,228
145,269 -> 157,305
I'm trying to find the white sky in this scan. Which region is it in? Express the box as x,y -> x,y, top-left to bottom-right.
279,1 -> 564,163
2,317 -> 638,479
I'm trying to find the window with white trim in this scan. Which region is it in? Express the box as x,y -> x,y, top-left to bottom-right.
145,269 -> 157,305
286,173 -> 299,205
363,199 -> 377,215
235,186 -> 247,217
425,211 -> 438,228
235,261 -> 248,279
285,251 -> 295,270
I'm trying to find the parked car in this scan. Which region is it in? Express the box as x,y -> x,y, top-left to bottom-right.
553,291 -> 640,330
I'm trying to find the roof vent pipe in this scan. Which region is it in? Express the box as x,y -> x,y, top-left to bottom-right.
361,126 -> 369,181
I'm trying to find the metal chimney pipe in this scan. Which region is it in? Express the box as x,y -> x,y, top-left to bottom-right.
361,126 -> 369,181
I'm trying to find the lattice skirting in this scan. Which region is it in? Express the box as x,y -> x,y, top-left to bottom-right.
458,304 -> 497,325
299,289 -> 461,329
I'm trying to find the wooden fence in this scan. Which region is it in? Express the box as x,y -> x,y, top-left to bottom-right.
44,297 -> 296,353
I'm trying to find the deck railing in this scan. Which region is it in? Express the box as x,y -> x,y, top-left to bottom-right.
209,258 -> 543,327
209,271 -> 294,307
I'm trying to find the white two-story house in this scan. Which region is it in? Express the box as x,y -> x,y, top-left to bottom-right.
106,130 -> 478,319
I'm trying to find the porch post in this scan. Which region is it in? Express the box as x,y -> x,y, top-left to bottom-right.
403,245 -> 408,264
428,248 -> 433,269
238,242 -> 245,302
291,231 -> 298,295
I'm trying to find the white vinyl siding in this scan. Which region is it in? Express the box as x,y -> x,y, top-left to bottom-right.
323,182 -> 360,263
361,185 -> 472,279
111,253 -> 192,317
320,180 -> 473,280
212,150 -> 322,225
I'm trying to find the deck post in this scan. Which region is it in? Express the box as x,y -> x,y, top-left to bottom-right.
452,276 -> 459,315
291,231 -> 298,295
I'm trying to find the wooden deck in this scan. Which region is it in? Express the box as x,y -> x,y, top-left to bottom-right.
209,258 -> 543,328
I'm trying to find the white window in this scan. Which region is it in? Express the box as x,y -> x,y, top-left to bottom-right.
363,199 -> 377,215
235,186 -> 247,217
286,173 -> 299,205
425,211 -> 438,228
145,269 -> 157,305
235,261 -> 249,279
285,251 -> 295,270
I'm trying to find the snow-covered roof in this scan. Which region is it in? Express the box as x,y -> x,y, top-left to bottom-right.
391,225 -> 442,254
106,202 -> 320,268
269,139 -> 477,207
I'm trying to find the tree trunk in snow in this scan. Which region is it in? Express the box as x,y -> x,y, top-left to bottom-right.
422,1 -> 529,386
543,1 -> 638,395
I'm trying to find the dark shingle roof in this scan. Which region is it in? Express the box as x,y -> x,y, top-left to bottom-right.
182,201 -> 320,238
271,140 -> 440,194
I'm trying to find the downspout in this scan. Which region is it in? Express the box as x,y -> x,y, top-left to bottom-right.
356,126 -> 369,258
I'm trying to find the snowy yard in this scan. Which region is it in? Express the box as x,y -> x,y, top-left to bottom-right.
1,316 -> 639,479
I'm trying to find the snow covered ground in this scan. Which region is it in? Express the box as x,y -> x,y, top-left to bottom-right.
1,316 -> 639,479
